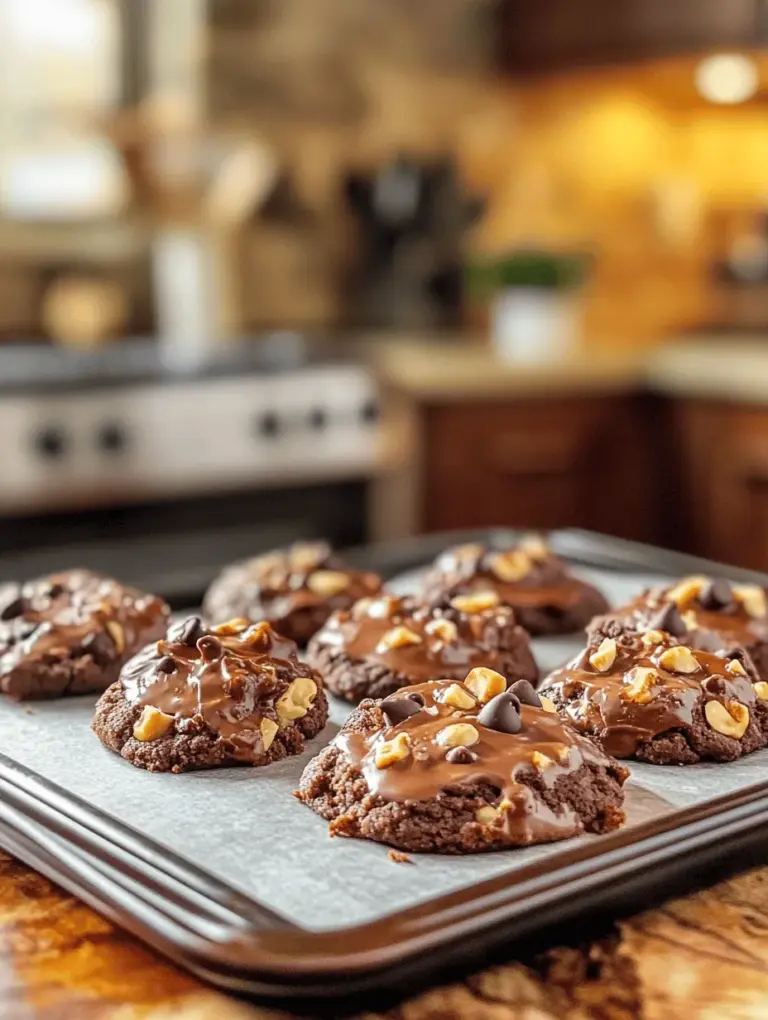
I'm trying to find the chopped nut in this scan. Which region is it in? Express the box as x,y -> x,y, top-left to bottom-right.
288,543 -> 325,571
276,677 -> 318,723
440,684 -> 477,710
666,576 -> 707,608
531,750 -> 554,769
557,746 -> 571,765
436,722 -> 480,748
367,596 -> 399,619
641,629 -> 665,647
754,681 -> 768,701
539,695 -> 557,713
260,718 -> 279,751
464,666 -> 507,703
376,625 -> 422,652
733,584 -> 768,619
106,620 -> 125,654
375,731 -> 411,769
725,658 -> 748,677
658,646 -> 700,674
212,617 -> 250,635
424,618 -> 458,643
133,706 -> 174,742
623,666 -> 658,704
475,805 -> 498,824
520,535 -> 549,561
589,637 -> 617,672
489,550 -> 531,583
306,570 -> 349,597
450,591 -> 500,614
704,699 -> 749,739
243,621 -> 271,646
387,849 -> 412,864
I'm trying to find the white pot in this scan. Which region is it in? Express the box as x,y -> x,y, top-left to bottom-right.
491,287 -> 581,364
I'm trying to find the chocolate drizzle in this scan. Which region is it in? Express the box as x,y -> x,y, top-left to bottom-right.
0,570 -> 169,681
541,631 -> 761,759
335,677 -> 626,844
122,618 -> 322,762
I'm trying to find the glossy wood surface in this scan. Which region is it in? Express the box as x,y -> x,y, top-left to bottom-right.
3,849 -> 768,1018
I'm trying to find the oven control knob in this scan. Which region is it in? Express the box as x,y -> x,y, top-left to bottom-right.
33,425 -> 68,460
97,421 -> 128,454
254,412 -> 282,439
308,407 -> 328,431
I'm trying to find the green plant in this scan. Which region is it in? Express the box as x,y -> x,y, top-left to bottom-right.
466,249 -> 590,294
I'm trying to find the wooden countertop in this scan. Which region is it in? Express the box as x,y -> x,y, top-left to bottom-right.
3,848 -> 768,1018
369,336 -> 768,404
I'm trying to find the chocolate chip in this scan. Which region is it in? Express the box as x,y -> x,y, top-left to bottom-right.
0,593 -> 25,621
649,602 -> 688,637
406,692 -> 426,707
381,694 -> 424,727
508,679 -> 541,708
477,691 -> 522,734
445,745 -> 478,764
172,616 -> 205,647
47,582 -> 65,599
699,579 -> 734,611
81,631 -> 114,665
197,635 -> 223,662
157,655 -> 177,674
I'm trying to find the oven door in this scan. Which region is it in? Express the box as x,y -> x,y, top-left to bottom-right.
0,481 -> 369,606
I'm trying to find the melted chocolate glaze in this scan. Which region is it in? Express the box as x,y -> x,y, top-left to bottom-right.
334,677 -> 628,844
541,629 -> 762,759
121,617 -> 323,762
0,570 -> 168,680
308,594 -> 537,684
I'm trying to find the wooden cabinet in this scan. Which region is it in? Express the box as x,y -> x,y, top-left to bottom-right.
673,400 -> 768,571
421,394 -> 662,542
498,0 -> 761,74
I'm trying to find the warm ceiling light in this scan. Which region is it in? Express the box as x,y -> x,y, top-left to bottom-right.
695,53 -> 759,104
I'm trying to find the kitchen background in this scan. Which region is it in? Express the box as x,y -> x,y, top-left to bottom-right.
3,0 -> 768,603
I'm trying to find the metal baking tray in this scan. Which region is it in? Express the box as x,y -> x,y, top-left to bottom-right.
1,529 -> 768,1002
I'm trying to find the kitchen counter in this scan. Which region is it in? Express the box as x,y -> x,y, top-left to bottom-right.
370,336 -> 768,404
3,848 -> 768,1018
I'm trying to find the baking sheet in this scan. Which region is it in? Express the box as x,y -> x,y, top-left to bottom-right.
1,565 -> 765,934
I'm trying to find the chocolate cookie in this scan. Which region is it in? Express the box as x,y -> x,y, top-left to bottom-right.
540,624 -> 768,764
296,670 -> 628,853
0,570 -> 169,701
203,541 -> 382,645
306,592 -> 538,703
589,576 -> 768,681
420,537 -> 609,636
92,615 -> 328,773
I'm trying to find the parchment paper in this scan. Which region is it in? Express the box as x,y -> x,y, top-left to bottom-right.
0,566 -> 764,933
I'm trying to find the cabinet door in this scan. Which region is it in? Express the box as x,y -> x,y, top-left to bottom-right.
675,401 -> 768,570
422,395 -> 657,540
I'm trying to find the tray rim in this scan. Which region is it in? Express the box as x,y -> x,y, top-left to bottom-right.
2,527 -> 768,997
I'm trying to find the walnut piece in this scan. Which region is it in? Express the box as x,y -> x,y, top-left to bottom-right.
106,620 -> 125,654
464,666 -> 506,703
376,625 -> 422,652
589,637 -> 617,672
489,550 -> 531,583
450,591 -> 500,614
440,683 -> 477,710
640,629 -> 665,647
754,681 -> 768,701
733,584 -> 768,619
531,750 -> 555,769
539,694 -> 557,713
658,645 -> 700,674
306,570 -> 349,597
704,699 -> 749,739
132,706 -> 174,742
375,731 -> 411,769
212,617 -> 250,635
475,805 -> 498,824
275,677 -> 317,723
623,666 -> 658,704
725,658 -> 748,677
424,617 -> 459,643
260,718 -> 279,751
667,576 -> 707,608
436,722 -> 480,748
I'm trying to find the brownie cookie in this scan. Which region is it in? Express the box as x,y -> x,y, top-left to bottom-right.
420,537 -> 609,636
0,570 -> 169,701
589,575 -> 768,681
203,541 -> 382,645
296,669 -> 628,853
306,592 -> 538,703
540,623 -> 768,764
93,615 -> 328,773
